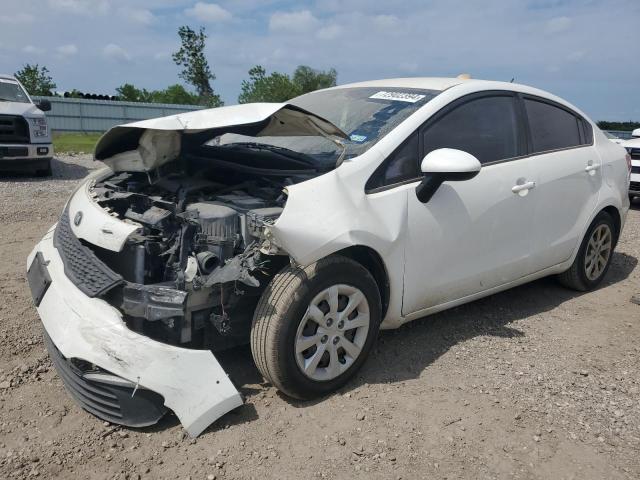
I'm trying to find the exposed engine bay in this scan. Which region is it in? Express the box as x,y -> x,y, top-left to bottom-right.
88,165 -> 298,351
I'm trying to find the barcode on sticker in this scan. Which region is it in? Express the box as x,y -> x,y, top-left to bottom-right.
369,91 -> 426,103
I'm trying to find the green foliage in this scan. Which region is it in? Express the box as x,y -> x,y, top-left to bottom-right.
597,121 -> 640,132
53,132 -> 101,154
115,83 -> 200,105
238,65 -> 338,104
116,83 -> 151,102
172,26 -> 223,107
292,65 -> 337,94
14,64 -> 57,96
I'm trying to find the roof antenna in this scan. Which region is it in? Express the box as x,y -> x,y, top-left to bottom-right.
510,77 -> 515,83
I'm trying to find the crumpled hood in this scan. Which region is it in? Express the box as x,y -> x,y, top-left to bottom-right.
95,102 -> 347,172
0,101 -> 45,119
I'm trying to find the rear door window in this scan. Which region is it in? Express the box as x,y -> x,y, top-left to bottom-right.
524,98 -> 584,153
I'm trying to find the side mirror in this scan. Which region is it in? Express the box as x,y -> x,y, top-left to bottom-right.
416,148 -> 481,203
632,128 -> 640,139
36,99 -> 51,112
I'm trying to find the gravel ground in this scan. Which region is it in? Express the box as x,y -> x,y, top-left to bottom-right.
1,154 -> 639,480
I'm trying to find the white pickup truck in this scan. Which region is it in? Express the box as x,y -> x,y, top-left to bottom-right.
0,74 -> 53,176
622,128 -> 640,200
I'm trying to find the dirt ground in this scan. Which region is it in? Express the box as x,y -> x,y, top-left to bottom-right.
1,154 -> 639,480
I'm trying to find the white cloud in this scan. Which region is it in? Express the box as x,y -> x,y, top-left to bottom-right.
47,0 -> 109,15
118,7 -> 155,25
56,44 -> 78,57
269,10 -> 319,33
0,13 -> 34,23
567,50 -> 586,62
316,24 -> 343,40
545,16 -> 572,34
372,14 -> 400,29
103,43 -> 131,62
185,2 -> 232,23
22,45 -> 46,55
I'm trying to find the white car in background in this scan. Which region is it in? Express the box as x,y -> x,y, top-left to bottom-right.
27,77 -> 631,436
621,128 -> 640,200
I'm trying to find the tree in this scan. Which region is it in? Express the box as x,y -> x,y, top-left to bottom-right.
151,84 -> 200,105
292,65 -> 337,94
116,83 -> 152,102
597,121 -> 640,132
14,64 -> 56,96
238,65 -> 337,103
238,66 -> 299,103
172,26 -> 223,107
115,83 -> 200,105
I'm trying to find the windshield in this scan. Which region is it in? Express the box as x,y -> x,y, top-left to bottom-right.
0,80 -> 30,103
210,87 -> 440,169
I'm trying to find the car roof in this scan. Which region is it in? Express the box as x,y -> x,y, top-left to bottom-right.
0,74 -> 18,82
334,77 -> 471,92
330,76 -> 591,122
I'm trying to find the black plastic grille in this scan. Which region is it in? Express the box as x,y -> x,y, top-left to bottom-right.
631,165 -> 640,174
44,333 -> 124,422
629,148 -> 640,160
630,181 -> 640,192
53,207 -> 123,297
0,115 -> 29,143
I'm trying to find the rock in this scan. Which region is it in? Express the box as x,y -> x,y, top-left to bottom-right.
356,413 -> 365,421
579,370 -> 589,377
0,381 -> 10,389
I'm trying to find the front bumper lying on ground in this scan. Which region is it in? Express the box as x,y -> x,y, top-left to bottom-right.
27,227 -> 243,437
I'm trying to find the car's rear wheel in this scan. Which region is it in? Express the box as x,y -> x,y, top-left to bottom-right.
250,255 -> 381,400
557,211 -> 616,291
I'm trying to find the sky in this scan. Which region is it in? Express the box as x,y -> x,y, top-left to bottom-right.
0,0 -> 638,121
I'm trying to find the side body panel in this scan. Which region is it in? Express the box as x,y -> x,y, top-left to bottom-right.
527,145 -> 602,271
402,158 -> 536,314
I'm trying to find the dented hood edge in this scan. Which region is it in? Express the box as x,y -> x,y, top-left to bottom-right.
94,102 -> 348,172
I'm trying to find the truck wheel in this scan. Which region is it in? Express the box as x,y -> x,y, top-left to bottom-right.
35,160 -> 52,177
250,255 -> 381,400
557,211 -> 616,291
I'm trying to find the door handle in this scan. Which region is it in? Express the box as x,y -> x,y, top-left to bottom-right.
512,181 -> 536,194
585,164 -> 600,172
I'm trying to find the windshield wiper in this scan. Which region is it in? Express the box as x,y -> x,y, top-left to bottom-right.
220,142 -> 318,168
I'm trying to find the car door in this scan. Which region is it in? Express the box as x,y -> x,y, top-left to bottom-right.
521,96 -> 602,271
400,92 -> 538,316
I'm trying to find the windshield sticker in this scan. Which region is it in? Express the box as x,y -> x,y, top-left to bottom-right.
369,91 -> 426,103
349,134 -> 367,143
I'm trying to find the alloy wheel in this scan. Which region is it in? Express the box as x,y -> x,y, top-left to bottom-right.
584,224 -> 612,281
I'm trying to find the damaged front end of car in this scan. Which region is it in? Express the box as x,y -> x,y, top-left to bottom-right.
27,103 -> 347,436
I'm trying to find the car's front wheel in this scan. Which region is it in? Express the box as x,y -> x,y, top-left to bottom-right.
250,255 -> 381,400
557,211 -> 617,291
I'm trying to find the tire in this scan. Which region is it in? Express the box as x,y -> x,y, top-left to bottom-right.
557,211 -> 617,291
250,255 -> 381,400
35,160 -> 52,177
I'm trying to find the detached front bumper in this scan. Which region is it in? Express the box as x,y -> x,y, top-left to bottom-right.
27,227 -> 243,437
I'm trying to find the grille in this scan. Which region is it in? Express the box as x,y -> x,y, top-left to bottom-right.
0,115 -> 29,143
44,333 -> 124,422
44,332 -> 168,427
631,165 -> 640,174
629,148 -> 640,160
630,181 -> 640,192
53,207 -> 123,297
0,146 -> 28,157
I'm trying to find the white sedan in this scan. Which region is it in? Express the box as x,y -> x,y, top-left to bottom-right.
27,77 -> 630,436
